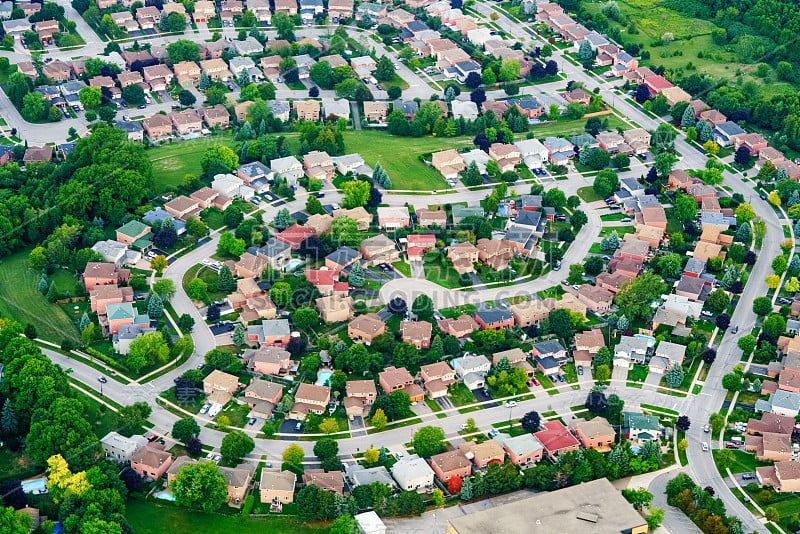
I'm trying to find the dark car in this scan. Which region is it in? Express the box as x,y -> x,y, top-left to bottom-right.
98,376 -> 108,384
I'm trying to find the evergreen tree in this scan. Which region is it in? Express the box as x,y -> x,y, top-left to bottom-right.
199,72 -> 210,90
232,323 -> 245,345
789,191 -> 800,206
696,120 -> 712,142
460,477 -> 474,500
444,86 -> 456,102
790,255 -> 800,274
664,363 -> 684,387
372,163 -> 390,188
734,224 -> 751,244
348,261 -> 365,287
463,160 -> 483,186
428,335 -> 444,361
578,39 -> 593,60
273,208 -> 293,230
46,281 -> 58,303
148,292 -> 164,318
616,315 -> 629,331
79,312 -> 91,332
38,274 -> 49,294
641,439 -> 661,461
776,167 -> 788,182
1,402 -> 18,437
216,265 -> 237,292
680,106 -> 696,128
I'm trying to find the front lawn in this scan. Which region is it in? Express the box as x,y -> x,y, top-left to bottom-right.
449,383 -> 477,407
0,250 -> 81,343
627,364 -> 649,383
424,260 -> 463,289
713,449 -> 770,474
125,499 -> 325,533
181,264 -> 228,305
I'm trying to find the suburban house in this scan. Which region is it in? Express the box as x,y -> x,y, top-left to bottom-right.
474,308 -> 515,330
115,220 -> 151,247
488,143 -> 522,173
294,99 -> 320,121
83,262 -> 131,291
275,224 -> 316,250
90,284 -> 134,315
344,379 -> 377,419
458,439 -> 505,469
429,450 -> 472,482
101,432 -> 147,465
451,354 -> 491,390
614,336 -> 650,368
391,454 -> 435,492
348,313 -> 386,344
360,234 -> 400,265
419,361 -> 456,399
303,150 -> 335,181
757,460 -> 800,493
130,443 -> 173,479
334,207 -> 372,230
377,206 -> 411,229
325,246 -> 361,273
243,380 -> 283,419
316,294 -> 355,323
401,320 -> 433,349
576,284 -> 614,313
378,366 -> 424,402
243,346 -> 294,376
438,314 -> 479,338
256,238 -> 292,271
745,432 -> 792,462
534,420 -> 581,460
447,241 -> 479,274
569,417 -> 615,452
246,319 -> 292,347
494,433 -> 544,466
431,149 -> 466,179
493,347 -> 535,377
649,341 -> 686,374
142,114 -> 173,140
302,470 -> 345,494
363,101 -> 390,123
623,411 -> 661,444
290,383 -> 331,418
260,470 -> 297,506
573,329 -> 605,367
270,156 -> 304,185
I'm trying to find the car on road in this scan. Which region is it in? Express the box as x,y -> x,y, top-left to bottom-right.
98,376 -> 107,383
602,255 -> 611,261
702,442 -> 709,451
553,261 -> 561,271
561,280 -> 568,285
704,424 -> 711,433
460,423 -> 468,430
730,325 -> 738,334
759,194 -> 767,200
505,401 -> 517,407
487,429 -> 499,438
138,104 -> 146,109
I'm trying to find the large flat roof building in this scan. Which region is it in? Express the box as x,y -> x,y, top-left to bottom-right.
446,478 -> 648,534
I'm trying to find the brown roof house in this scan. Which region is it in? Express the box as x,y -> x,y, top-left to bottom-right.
348,313 -> 386,345
345,379 -> 377,419
243,346 -> 294,376
303,150 -> 335,180
316,294 -> 355,323
83,262 -> 131,291
290,383 -> 331,418
476,238 -> 512,271
203,369 -> 241,406
143,114 -> 173,141
202,104 -> 231,129
294,99 -> 320,121
378,366 -> 424,402
243,379 -> 283,419
431,149 -> 466,179
458,439 -> 505,469
429,450 -> 471,482
260,470 -> 297,507
437,314 -> 479,338
576,284 -> 614,313
377,206 -> 411,230
130,443 -> 173,479
416,208 -> 447,227
488,143 -> 521,173
333,206 -> 372,230
569,417 -> 615,452
360,234 -> 399,266
447,241 -> 479,274
401,320 -> 433,349
419,361 -> 456,399
745,432 -> 792,462
757,460 -> 800,493
363,101 -> 390,123
302,469 -> 345,493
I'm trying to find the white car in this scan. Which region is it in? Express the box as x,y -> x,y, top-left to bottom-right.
702,442 -> 709,452
505,401 -> 517,408
572,285 -> 580,290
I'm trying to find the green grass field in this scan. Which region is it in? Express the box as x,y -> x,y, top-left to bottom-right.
341,130 -> 472,190
147,132 -> 236,192
713,449 -> 769,474
126,500 -> 325,534
0,250 -> 81,343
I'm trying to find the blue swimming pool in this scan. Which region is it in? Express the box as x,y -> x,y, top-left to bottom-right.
22,478 -> 47,494
634,334 -> 656,348
155,491 -> 175,501
316,369 -> 333,386
286,259 -> 304,272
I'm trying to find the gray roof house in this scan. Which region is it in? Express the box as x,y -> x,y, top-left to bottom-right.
451,99 -> 479,120
60,79 -> 86,95
115,120 -> 145,141
532,339 -> 567,361
345,464 -> 398,489
335,153 -> 372,176
461,148 -> 491,173
143,207 -> 186,234
544,136 -> 573,153
323,99 -> 351,120
654,341 -> 686,366
269,100 -> 291,122
257,237 -> 292,270
231,36 -> 264,55
713,121 -> 746,146
113,323 -> 155,354
614,336 -> 650,366
756,390 -> 800,417
0,2 -> 13,19
270,156 -> 304,185
101,431 -> 148,464
91,240 -> 142,266
247,319 -> 292,344
451,354 -> 491,390
326,246 -> 361,268
390,454 -> 435,492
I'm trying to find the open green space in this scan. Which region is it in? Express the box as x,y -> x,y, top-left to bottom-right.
529,114 -> 628,139
182,264 -> 228,305
126,500 -> 325,534
147,132 -> 236,192
341,130 -> 472,191
0,250 -> 81,343
580,0 -> 786,91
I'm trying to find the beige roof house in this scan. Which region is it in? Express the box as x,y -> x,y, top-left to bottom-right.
431,149 -> 466,179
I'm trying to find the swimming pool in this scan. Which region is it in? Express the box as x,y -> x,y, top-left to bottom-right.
155,491 -> 175,501
634,334 -> 656,348
22,478 -> 47,494
316,369 -> 333,386
285,259 -> 304,272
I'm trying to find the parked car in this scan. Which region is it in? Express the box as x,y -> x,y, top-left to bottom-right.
577,366 -> 583,376
487,429 -> 499,438
572,285 -> 580,290
558,374 -> 565,382
704,424 -> 711,433
248,418 -> 257,426
531,377 -> 540,386
295,422 -> 303,431
742,473 -> 755,480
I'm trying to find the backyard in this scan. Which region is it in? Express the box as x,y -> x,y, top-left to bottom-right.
0,250 -> 81,343
125,500 -> 325,534
147,132 -> 236,192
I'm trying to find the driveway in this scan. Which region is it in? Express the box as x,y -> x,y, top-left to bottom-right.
612,365 -> 628,383
410,260 -> 425,279
644,370 -> 662,387
472,388 -> 495,408
278,419 -> 304,440
348,416 -> 367,438
436,396 -> 454,410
